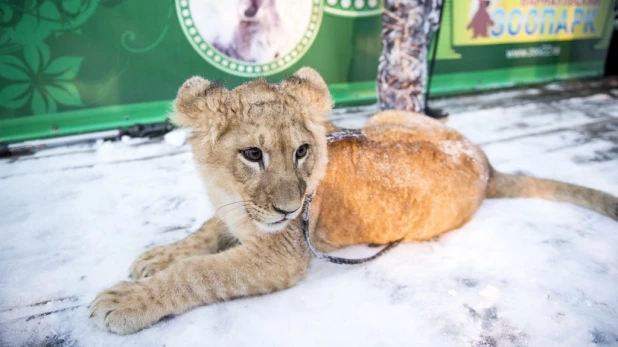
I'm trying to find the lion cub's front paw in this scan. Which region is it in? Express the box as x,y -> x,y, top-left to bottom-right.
130,246 -> 177,280
89,281 -> 163,335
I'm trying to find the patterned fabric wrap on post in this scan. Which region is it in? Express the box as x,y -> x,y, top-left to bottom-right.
378,0 -> 443,113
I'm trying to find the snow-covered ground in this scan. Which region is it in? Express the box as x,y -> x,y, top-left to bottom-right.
1,82 -> 618,347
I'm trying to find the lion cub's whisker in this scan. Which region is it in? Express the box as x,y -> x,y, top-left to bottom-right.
215,201 -> 250,215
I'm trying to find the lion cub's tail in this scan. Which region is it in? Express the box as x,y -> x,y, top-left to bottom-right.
486,168 -> 618,221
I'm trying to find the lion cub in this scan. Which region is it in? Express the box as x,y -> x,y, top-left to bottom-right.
89,68 -> 618,334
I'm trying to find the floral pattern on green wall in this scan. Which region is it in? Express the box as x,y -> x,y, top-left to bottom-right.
0,0 -> 175,117
0,44 -> 83,114
0,0 -> 99,115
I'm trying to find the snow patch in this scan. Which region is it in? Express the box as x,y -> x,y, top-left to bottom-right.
164,129 -> 188,148
1,91 -> 617,347
438,139 -> 480,163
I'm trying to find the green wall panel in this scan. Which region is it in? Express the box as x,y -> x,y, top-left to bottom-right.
0,0 -> 613,142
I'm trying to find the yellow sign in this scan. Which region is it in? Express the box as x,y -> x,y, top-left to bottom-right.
453,0 -> 611,46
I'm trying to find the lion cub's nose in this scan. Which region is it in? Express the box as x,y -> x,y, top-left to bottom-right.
244,5 -> 258,17
272,205 -> 300,216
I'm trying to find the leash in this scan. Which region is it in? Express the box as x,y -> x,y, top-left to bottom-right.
300,129 -> 403,265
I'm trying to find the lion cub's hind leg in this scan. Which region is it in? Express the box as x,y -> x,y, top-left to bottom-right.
130,218 -> 238,280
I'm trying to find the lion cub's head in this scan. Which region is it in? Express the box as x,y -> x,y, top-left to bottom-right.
172,67 -> 331,233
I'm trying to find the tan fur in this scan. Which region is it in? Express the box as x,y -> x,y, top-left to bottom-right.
90,68 -> 618,334
311,111 -> 491,250
485,169 -> 618,218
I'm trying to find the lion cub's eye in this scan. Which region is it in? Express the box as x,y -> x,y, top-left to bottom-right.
295,144 -> 309,160
241,147 -> 263,162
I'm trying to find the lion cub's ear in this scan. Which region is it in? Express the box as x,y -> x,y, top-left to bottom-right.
170,76 -> 229,129
281,67 -> 333,120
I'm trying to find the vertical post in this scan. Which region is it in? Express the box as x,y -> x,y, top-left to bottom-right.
377,0 -> 443,113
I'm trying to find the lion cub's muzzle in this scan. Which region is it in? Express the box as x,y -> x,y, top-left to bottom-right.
249,179 -> 306,232
248,202 -> 303,232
